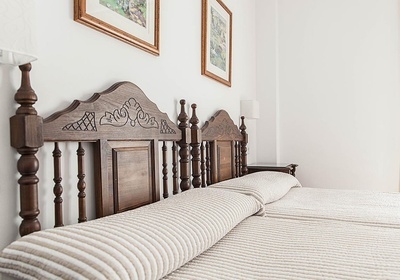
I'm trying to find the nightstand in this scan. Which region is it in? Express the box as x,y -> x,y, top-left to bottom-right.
247,163 -> 298,177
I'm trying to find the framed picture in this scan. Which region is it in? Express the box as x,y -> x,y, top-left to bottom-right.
74,0 -> 160,56
201,0 -> 232,87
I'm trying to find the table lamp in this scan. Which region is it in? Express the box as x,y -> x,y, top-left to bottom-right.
240,100 -> 260,119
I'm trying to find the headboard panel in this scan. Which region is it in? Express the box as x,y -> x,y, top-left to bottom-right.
94,139 -> 159,217
42,82 -> 183,220
197,110 -> 248,185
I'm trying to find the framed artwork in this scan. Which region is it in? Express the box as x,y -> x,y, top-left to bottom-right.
201,0 -> 232,87
74,0 -> 160,56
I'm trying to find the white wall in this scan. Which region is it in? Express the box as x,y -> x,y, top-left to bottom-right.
257,0 -> 400,191
0,0 -> 257,253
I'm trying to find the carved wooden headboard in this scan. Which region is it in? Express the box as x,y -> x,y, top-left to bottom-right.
43,82 -> 182,219
10,69 -> 189,236
10,65 -> 248,237
189,109 -> 248,186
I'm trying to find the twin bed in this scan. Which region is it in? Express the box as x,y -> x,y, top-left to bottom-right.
1,69 -> 399,279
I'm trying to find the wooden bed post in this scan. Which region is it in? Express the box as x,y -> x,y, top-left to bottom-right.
190,104 -> 201,188
240,116 -> 248,176
178,100 -> 191,191
9,63 -> 44,236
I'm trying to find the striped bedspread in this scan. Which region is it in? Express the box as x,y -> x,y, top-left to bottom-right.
164,216 -> 400,280
1,184 -> 399,279
264,187 -> 400,227
0,188 -> 262,280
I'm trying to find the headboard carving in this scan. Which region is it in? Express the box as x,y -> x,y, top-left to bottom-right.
201,110 -> 243,141
43,82 -> 180,142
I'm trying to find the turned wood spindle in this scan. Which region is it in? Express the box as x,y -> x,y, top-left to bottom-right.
190,104 -> 201,188
177,99 -> 191,191
234,141 -> 239,177
200,142 -> 206,188
205,141 -> 211,186
10,63 -> 43,236
240,116 -> 248,176
172,141 -> 179,195
162,141 -> 169,198
53,142 -> 64,227
77,142 -> 87,223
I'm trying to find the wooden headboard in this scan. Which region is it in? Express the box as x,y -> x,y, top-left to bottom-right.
43,82 -> 182,218
9,64 -> 248,237
10,65 -> 192,236
189,109 -> 248,187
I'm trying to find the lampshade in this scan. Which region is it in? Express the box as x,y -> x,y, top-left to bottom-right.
0,0 -> 37,66
240,100 -> 260,119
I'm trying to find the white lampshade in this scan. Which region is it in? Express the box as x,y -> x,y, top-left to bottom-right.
240,100 -> 260,119
0,0 -> 37,66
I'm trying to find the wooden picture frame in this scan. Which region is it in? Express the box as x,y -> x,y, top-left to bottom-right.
201,0 -> 232,87
74,0 -> 160,56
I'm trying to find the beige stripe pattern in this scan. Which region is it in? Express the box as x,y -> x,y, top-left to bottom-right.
0,188 -> 262,280
164,216 -> 400,280
264,187 -> 400,227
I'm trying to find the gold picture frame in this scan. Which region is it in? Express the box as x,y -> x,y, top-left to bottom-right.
201,0 -> 232,87
74,0 -> 160,56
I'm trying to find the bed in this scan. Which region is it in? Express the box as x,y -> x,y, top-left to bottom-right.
1,67 -> 400,279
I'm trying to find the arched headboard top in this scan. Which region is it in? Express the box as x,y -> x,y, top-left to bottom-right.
201,110 -> 242,141
43,81 -> 180,142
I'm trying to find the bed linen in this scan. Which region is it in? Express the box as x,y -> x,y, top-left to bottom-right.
210,171 -> 400,227
264,187 -> 400,227
210,171 -> 302,205
164,215 -> 400,280
0,188 -> 262,280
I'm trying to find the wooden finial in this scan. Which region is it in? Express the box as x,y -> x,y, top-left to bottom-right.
178,99 -> 189,129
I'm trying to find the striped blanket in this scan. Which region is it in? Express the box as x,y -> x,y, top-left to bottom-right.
264,187 -> 400,227
0,188 -> 262,280
1,181 -> 399,279
165,216 -> 400,279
